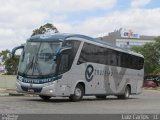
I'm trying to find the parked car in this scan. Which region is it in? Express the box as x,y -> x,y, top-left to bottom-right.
143,75 -> 160,88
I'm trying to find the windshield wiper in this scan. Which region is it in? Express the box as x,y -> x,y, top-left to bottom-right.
32,60 -> 42,75
23,56 -> 35,74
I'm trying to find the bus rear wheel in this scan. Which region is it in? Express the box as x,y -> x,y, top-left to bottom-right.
39,95 -> 51,101
69,84 -> 84,102
117,86 -> 130,99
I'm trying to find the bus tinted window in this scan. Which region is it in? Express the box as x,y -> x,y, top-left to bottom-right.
78,42 -> 144,70
61,40 -> 81,72
62,40 -> 81,57
57,40 -> 81,75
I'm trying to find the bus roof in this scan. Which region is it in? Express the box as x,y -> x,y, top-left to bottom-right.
28,33 -> 143,58
28,33 -> 93,42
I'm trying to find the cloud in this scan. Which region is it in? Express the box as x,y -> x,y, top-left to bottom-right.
0,0 -> 160,52
0,0 -> 117,51
56,0 -> 117,12
0,0 -> 117,14
0,28 -> 14,37
54,8 -> 160,37
131,0 -> 152,8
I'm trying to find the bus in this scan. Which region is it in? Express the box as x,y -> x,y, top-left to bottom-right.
12,33 -> 144,101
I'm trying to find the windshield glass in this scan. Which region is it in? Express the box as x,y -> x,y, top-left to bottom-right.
18,42 -> 61,77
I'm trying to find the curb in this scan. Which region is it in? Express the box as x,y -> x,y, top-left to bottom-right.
144,89 -> 160,93
9,93 -> 25,96
0,89 -> 25,96
0,92 -> 24,96
0,93 -> 9,96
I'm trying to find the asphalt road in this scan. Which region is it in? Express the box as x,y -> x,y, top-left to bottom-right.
0,90 -> 160,114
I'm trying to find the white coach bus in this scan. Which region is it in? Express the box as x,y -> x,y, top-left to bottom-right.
12,33 -> 144,101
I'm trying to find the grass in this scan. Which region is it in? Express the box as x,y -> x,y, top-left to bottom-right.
143,87 -> 160,90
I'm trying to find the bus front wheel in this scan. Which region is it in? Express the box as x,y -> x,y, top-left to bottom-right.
69,84 -> 84,102
39,95 -> 51,101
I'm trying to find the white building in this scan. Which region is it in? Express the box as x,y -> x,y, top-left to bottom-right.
98,28 -> 156,49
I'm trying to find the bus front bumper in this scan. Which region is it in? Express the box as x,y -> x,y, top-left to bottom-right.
16,80 -> 57,96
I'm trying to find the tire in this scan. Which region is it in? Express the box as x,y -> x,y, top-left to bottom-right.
96,95 -> 106,99
69,84 -> 84,102
117,86 -> 130,99
39,95 -> 51,101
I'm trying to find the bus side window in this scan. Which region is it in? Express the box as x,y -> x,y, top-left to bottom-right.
58,54 -> 70,75
63,40 -> 81,65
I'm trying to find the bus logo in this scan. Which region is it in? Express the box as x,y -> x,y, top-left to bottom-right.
85,64 -> 94,82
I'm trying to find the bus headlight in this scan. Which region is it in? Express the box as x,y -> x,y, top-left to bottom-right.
45,89 -> 54,94
49,89 -> 54,93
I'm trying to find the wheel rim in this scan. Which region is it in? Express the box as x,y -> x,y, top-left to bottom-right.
75,88 -> 82,97
125,87 -> 130,98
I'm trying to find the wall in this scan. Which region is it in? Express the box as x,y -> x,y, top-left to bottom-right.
0,75 -> 16,89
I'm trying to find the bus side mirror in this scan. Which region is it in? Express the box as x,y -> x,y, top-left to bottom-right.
11,45 -> 24,57
53,46 -> 72,61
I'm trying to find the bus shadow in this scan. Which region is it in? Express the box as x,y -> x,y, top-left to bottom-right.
83,97 -> 138,101
25,97 -> 138,103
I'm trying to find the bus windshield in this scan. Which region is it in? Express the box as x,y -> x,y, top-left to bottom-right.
18,42 -> 61,77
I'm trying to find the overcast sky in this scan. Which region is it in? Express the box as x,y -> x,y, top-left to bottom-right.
0,0 -> 160,51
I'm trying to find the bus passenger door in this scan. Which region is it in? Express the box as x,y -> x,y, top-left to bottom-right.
56,51 -> 72,95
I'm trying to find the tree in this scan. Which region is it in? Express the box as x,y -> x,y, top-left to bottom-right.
0,50 -> 10,62
132,36 -> 160,76
31,23 -> 59,36
153,36 -> 160,75
4,56 -> 19,75
0,50 -> 19,75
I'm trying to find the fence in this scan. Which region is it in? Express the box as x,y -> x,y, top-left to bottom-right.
0,75 -> 16,89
